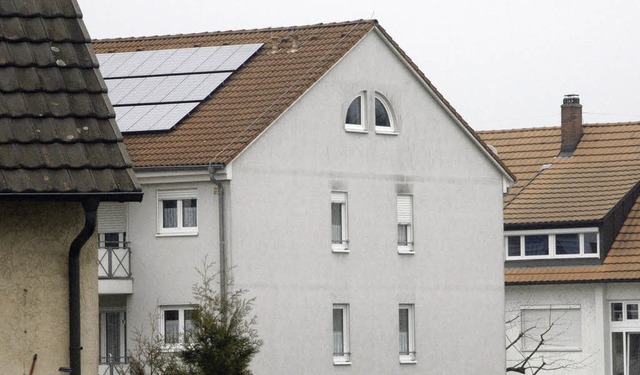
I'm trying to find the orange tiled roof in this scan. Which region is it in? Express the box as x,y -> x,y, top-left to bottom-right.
93,20 -> 512,179
479,122 -> 640,284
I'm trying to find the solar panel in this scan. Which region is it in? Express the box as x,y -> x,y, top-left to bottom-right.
99,42 -> 262,132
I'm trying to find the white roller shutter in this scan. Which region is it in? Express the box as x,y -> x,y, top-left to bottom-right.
397,195 -> 413,225
98,202 -> 127,233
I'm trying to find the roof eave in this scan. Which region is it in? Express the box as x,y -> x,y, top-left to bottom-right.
0,191 -> 143,202
371,25 -> 515,185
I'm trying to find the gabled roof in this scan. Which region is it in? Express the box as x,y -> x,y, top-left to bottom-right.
93,20 -> 513,181
479,122 -> 640,284
0,0 -> 141,201
480,123 -> 640,226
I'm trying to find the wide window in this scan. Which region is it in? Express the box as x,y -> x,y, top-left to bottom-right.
333,304 -> 351,365
399,304 -> 416,363
520,305 -> 582,351
345,94 -> 365,132
161,306 -> 195,346
374,94 -> 395,133
157,189 -> 198,235
331,192 -> 348,252
505,228 -> 599,260
397,195 -> 414,253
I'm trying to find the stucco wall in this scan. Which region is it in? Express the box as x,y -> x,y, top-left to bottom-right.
0,201 -> 98,374
228,30 -> 506,374
506,284 -> 605,375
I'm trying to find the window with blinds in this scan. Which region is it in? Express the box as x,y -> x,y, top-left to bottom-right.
521,306 -> 582,351
397,195 -> 414,253
331,192 -> 348,252
157,189 -> 198,236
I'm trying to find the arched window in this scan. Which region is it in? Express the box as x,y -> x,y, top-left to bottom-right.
374,94 -> 395,133
345,94 -> 365,131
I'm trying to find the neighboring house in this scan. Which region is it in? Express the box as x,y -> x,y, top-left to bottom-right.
479,95 -> 640,375
0,1 -> 142,375
92,20 -> 513,374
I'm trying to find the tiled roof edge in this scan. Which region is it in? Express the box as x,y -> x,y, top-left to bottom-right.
92,19 -> 378,44
371,24 -> 515,183
479,121 -> 640,135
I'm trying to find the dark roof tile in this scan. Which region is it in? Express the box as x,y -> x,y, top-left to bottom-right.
0,0 -> 140,200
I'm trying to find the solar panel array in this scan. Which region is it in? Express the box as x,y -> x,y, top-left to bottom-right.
98,44 -> 262,133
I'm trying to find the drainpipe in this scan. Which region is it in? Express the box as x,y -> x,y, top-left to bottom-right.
208,164 -> 227,317
68,199 -> 99,375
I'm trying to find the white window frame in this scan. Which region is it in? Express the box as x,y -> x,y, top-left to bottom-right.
397,195 -> 414,254
520,305 -> 582,352
331,192 -> 349,252
610,301 -> 640,327
333,304 -> 351,365
399,304 -> 416,363
159,305 -> 195,349
374,93 -> 397,134
344,93 -> 367,133
505,227 -> 599,260
157,189 -> 198,236
609,301 -> 640,375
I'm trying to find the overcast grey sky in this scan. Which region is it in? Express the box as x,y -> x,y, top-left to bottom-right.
77,0 -> 640,130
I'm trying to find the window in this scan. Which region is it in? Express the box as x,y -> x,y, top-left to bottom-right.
161,306 -> 195,346
397,195 -> 414,253
374,94 -> 395,133
157,190 -> 198,235
399,304 -> 416,363
331,192 -> 348,252
610,301 -> 640,374
333,304 -> 350,364
345,94 -> 365,132
99,310 -> 127,364
521,305 -> 581,351
505,228 -> 599,260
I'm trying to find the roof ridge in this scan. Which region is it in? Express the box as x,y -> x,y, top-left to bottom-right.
93,19 -> 378,44
479,121 -> 640,134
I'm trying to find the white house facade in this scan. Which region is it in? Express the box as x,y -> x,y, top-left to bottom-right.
480,96 -> 640,375
94,20 -> 512,374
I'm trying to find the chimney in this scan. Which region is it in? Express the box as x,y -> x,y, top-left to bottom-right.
560,94 -> 582,155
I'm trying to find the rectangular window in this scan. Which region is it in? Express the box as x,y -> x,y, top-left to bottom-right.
505,228 -> 599,260
521,305 -> 581,351
333,304 -> 350,364
161,306 -> 195,346
397,195 -> 414,253
399,304 -> 416,363
331,192 -> 348,252
99,310 -> 127,364
157,190 -> 198,235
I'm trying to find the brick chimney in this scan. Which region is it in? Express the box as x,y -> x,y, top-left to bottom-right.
560,94 -> 583,155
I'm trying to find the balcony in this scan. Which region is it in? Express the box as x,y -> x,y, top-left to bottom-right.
98,242 -> 133,294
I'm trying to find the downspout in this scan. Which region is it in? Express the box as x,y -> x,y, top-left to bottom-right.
68,199 -> 99,375
208,164 -> 227,317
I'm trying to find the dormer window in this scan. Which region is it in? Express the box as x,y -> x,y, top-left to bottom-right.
374,94 -> 396,133
345,94 -> 365,132
505,228 -> 599,260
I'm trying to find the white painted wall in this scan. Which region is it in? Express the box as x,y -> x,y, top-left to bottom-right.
228,30 -> 506,374
506,284 -> 606,375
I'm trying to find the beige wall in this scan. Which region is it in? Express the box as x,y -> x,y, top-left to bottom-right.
0,201 -> 98,374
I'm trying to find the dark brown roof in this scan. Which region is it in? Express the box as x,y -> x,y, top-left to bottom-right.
0,0 -> 141,200
93,20 -> 513,181
479,122 -> 640,283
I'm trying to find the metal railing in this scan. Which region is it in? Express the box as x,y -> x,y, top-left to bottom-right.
98,242 -> 131,279
99,354 -> 129,375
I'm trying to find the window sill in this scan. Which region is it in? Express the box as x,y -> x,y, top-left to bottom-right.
333,360 -> 352,366
522,347 -> 581,353
506,254 -> 599,261
398,248 -> 414,255
399,359 -> 417,364
156,231 -> 199,238
375,128 -> 398,135
332,248 -> 350,254
345,127 -> 368,134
